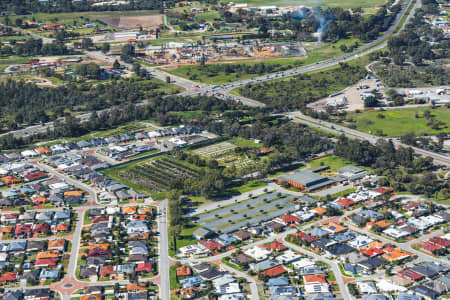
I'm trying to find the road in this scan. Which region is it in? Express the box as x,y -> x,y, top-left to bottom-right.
282,239 -> 351,300
4,0 -> 444,170
288,111 -> 450,167
37,162 -> 97,203
2,0 -> 420,137
180,0 -> 418,99
158,200 -> 170,300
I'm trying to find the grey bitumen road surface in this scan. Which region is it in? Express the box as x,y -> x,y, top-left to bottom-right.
2,0 -> 419,137
158,199 -> 170,300
288,111 -> 450,167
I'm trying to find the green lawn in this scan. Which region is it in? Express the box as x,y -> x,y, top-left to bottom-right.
169,265 -> 181,290
169,221 -> 201,257
229,180 -> 267,194
230,137 -> 262,148
346,107 -> 450,137
308,155 -> 367,172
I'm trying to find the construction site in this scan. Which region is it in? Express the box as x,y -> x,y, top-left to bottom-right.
139,39 -> 307,65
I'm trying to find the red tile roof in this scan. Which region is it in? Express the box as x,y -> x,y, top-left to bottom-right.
262,265 -> 287,277
421,242 -> 444,253
33,223 -> 50,233
24,171 -> 47,181
34,258 -> 59,267
361,248 -> 384,257
293,231 -> 317,243
15,224 -> 32,234
0,272 -> 17,282
373,187 -> 392,194
92,216 -> 109,223
429,236 -> 450,248
199,240 -> 224,251
277,214 -> 301,224
399,270 -> 424,281
303,274 -> 327,284
136,262 -> 153,272
261,241 -> 287,251
99,265 -> 115,278
176,265 -> 191,277
336,198 -> 356,207
88,249 -> 112,257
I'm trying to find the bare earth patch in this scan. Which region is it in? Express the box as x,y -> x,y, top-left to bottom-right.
100,15 -> 163,29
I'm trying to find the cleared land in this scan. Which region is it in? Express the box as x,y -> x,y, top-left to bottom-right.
101,15 -> 163,29
345,107 -> 450,137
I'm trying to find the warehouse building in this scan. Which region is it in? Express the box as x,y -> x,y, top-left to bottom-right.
276,170 -> 335,191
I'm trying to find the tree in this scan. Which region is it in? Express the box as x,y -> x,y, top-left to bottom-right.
113,60 -> 121,69
81,38 -> 94,49
364,96 -> 378,108
101,43 -> 110,54
15,18 -> 23,27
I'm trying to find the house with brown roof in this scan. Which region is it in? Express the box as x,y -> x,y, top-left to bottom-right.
121,206 -> 137,215
382,247 -> 410,262
303,274 -> 327,284
176,265 -> 192,277
0,272 -> 17,284
390,274 -> 414,287
181,287 -> 200,299
99,265 -> 116,279
81,295 -> 102,300
260,241 -> 287,252
127,283 -> 147,292
233,230 -> 253,241
262,265 -> 287,277
36,249 -> 61,260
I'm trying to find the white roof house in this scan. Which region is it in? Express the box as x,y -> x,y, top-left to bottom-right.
348,235 -> 373,249
106,207 -> 120,215
383,228 -> 409,239
357,281 -> 378,294
21,150 -> 38,158
178,243 -> 208,257
49,182 -> 69,190
275,250 -> 302,264
304,283 -> 329,294
376,279 -> 407,293
245,246 -> 271,261
292,257 -> 315,269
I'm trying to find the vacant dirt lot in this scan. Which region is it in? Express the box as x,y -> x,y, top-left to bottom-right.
101,15 -> 163,29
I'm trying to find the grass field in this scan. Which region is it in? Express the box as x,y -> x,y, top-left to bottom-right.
345,107 -> 450,137
308,155 -> 373,175
227,0 -> 387,9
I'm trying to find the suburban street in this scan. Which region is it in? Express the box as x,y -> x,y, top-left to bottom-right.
158,200 -> 170,300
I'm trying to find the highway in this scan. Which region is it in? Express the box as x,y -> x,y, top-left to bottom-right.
5,0 -> 444,171
288,111 -> 450,167
180,0 -> 419,99
1,0 -> 420,137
